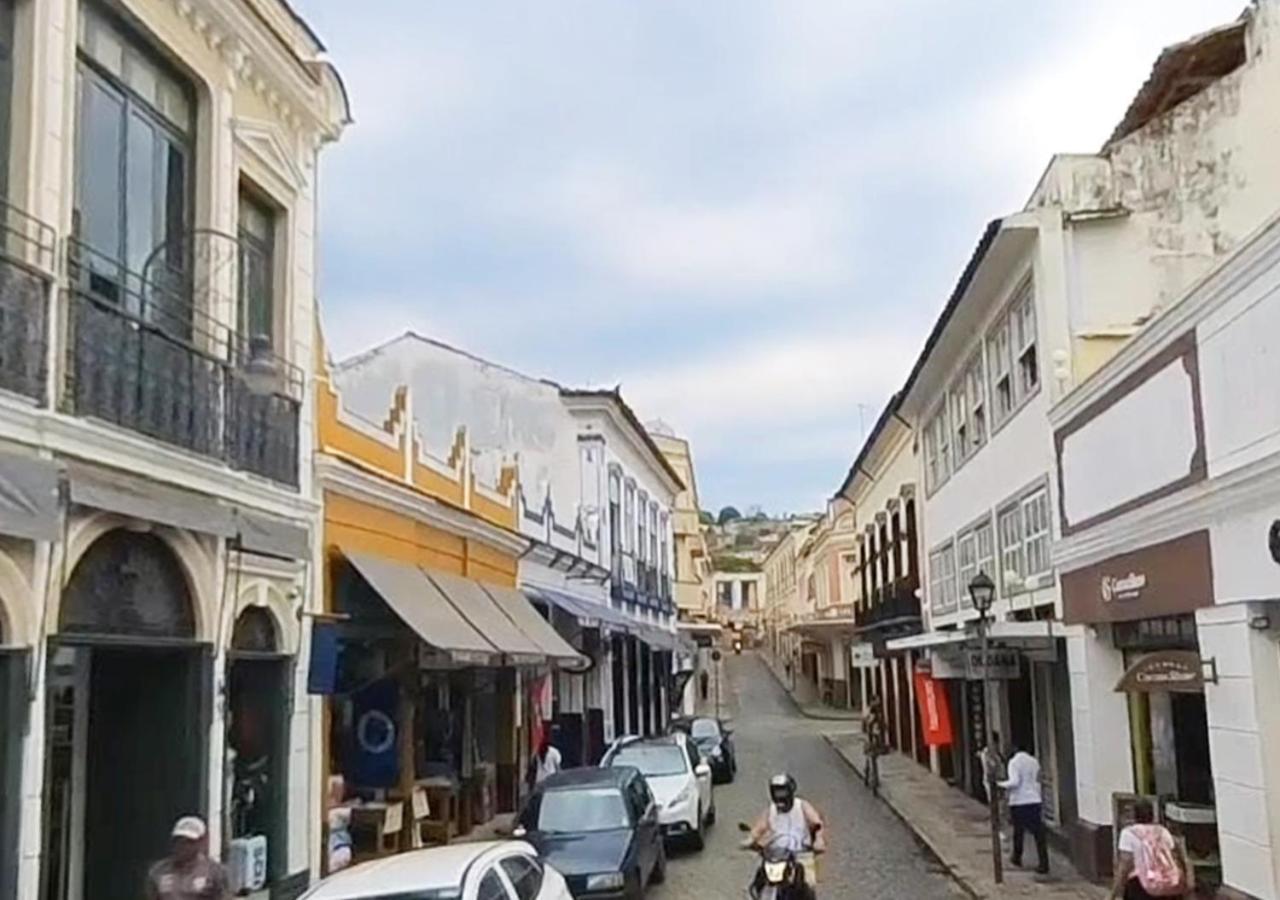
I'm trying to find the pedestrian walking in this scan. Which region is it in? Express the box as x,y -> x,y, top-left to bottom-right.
862,694 -> 887,792
1111,799 -> 1192,899
145,816 -> 229,900
999,742 -> 1049,875
528,725 -> 563,788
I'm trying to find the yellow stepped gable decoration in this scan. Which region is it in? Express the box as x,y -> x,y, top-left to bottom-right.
314,329 -> 520,533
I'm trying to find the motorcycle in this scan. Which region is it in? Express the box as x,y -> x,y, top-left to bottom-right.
737,823 -> 818,900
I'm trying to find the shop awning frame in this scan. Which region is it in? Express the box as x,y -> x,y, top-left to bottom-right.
423,569 -> 546,666
343,552 -> 498,666
479,582 -> 587,669
522,584 -> 636,634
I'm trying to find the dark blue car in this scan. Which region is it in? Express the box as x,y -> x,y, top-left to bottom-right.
515,766 -> 665,899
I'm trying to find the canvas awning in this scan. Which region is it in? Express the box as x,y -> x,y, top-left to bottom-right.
67,462 -> 234,537
0,451 -> 60,541
344,552 -> 497,665
424,569 -> 545,665
522,585 -> 636,634
233,508 -> 310,559
480,583 -> 586,668
636,624 -> 678,652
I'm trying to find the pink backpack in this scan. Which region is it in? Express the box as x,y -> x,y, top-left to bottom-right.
1131,825 -> 1184,897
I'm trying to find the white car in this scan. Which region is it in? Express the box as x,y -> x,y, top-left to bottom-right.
300,840 -> 572,900
601,733 -> 715,850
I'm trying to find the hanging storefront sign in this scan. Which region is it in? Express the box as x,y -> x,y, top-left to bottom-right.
913,671 -> 954,747
349,679 -> 399,787
1114,650 -> 1211,693
964,647 -> 1019,680
850,643 -> 878,669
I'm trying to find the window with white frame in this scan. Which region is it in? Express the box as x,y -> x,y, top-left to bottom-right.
987,279 -> 1038,429
1013,283 -> 1038,396
624,483 -> 635,554
965,352 -> 987,452
924,420 -> 941,491
950,386 -> 968,465
988,317 -> 1014,423
1021,488 -> 1051,577
649,503 -> 658,572
956,530 -> 976,605
997,503 -> 1023,594
925,406 -> 953,492
974,518 -> 996,584
929,543 -> 957,614
637,492 -> 648,565
937,402 -> 952,482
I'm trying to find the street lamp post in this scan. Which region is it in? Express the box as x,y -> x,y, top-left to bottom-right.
968,570 -> 1002,885
712,649 -> 723,719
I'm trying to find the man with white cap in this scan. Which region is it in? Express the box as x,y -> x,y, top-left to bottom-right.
145,816 -> 229,900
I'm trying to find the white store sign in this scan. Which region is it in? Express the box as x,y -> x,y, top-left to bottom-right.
850,644 -> 878,669
964,648 -> 1020,680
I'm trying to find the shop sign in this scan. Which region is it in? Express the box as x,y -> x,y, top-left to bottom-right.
929,650 -> 966,680
913,671 -> 954,747
1114,650 -> 1209,693
850,644 -> 878,669
965,648 -> 1019,680
1062,530 -> 1213,625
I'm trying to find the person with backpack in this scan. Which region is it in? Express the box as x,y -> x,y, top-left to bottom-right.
1111,799 -> 1192,899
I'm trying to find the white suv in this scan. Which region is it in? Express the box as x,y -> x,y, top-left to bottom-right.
601,733 -> 715,850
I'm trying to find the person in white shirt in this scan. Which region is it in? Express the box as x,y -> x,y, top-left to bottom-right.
529,727 -> 563,787
998,742 -> 1048,874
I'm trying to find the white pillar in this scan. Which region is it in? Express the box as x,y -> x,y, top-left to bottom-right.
1067,627 -> 1133,830
1199,604 -> 1280,900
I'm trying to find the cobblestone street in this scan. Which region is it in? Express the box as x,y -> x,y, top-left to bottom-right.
650,653 -> 962,899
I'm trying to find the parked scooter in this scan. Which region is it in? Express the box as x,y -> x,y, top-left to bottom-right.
733,638 -> 743,654
738,822 -> 818,900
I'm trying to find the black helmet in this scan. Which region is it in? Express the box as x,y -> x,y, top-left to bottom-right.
768,772 -> 797,811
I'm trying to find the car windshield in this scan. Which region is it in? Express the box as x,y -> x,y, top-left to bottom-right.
302,890 -> 461,900
690,719 -> 720,740
610,744 -> 688,776
538,787 -> 630,833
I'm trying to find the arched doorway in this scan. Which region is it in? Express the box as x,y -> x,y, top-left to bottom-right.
42,530 -> 211,900
226,605 -> 292,893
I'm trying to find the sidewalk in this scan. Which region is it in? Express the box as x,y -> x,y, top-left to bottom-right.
759,650 -> 860,721
823,732 -> 1107,899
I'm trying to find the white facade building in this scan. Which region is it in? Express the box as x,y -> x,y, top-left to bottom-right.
334,338 -> 682,757
0,0 -> 348,897
1053,213 -> 1280,899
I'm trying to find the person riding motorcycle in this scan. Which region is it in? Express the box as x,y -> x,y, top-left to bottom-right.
748,773 -> 826,853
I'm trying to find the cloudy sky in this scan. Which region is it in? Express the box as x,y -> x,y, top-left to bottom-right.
297,0 -> 1243,515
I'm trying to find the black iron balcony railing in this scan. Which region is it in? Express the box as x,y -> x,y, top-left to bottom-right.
855,576 -> 922,630
65,237 -> 303,486
0,199 -> 56,402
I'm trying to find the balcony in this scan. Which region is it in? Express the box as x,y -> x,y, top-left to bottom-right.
0,200 -> 56,402
64,238 -> 302,486
854,576 -> 922,634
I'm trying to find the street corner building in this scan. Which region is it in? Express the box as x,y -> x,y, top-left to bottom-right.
310,333 -> 686,877
0,0 -> 350,897
1051,212 -> 1280,899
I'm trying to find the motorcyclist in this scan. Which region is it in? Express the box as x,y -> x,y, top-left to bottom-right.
748,773 -> 827,854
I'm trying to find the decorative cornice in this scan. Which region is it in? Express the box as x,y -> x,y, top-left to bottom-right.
316,456 -> 529,557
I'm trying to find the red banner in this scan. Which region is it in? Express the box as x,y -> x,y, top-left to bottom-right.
914,671 -> 954,747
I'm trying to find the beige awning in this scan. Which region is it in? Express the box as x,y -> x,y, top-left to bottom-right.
424,569 -> 545,665
344,552 -> 498,665
480,583 -> 586,668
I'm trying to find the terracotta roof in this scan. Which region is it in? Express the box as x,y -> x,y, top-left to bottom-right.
1106,16 -> 1248,148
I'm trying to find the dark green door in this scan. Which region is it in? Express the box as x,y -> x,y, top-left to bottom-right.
83,646 -> 208,900
228,655 -> 291,883
0,648 -> 28,900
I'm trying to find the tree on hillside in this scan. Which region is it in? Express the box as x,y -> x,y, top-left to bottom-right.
698,510 -> 715,526
717,506 -> 742,525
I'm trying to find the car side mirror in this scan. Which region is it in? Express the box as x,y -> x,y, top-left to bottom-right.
513,825 -> 528,838
695,763 -> 712,777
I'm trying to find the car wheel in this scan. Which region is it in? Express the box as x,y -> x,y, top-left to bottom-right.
651,841 -> 667,885
690,805 -> 706,850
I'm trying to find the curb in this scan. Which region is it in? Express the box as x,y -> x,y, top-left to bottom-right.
759,654 -> 861,722
820,733 -> 983,900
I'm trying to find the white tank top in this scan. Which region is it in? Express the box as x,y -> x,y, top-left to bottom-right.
766,801 -> 810,852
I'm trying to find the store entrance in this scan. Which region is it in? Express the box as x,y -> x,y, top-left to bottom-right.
227,607 -> 292,889
42,530 -> 209,900
0,647 -> 28,900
